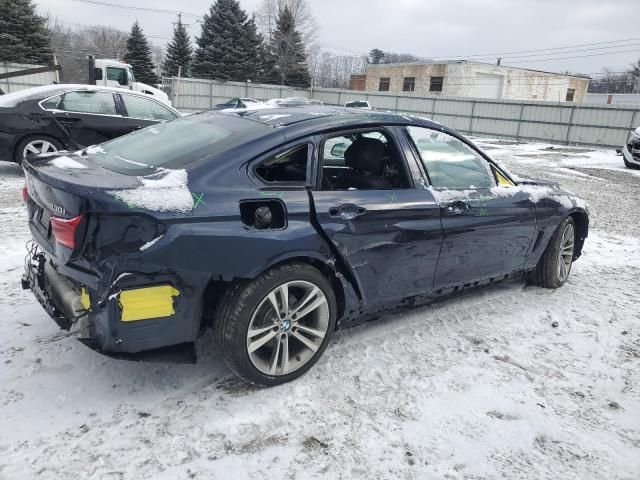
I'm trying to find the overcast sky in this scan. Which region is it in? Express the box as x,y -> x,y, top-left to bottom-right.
36,0 -> 640,76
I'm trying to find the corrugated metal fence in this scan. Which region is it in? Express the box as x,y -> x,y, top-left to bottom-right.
1,63 -> 58,94
166,77 -> 640,148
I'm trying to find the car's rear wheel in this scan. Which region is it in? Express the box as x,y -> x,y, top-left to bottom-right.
216,263 -> 336,386
15,135 -> 63,164
531,217 -> 576,288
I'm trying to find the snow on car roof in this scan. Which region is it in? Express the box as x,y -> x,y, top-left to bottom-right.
0,84 -> 170,108
224,105 -> 419,128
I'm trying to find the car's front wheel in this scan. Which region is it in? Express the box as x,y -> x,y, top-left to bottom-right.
216,263 -> 337,386
531,216 -> 576,288
15,135 -> 63,164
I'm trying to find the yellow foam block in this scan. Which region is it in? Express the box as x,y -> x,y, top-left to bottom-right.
118,285 -> 180,322
81,287 -> 91,310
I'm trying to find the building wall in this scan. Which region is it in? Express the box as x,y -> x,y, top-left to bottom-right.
349,74 -> 366,91
362,63 -> 589,103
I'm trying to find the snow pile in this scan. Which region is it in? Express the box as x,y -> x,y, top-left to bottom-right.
48,156 -> 88,170
430,188 -> 476,202
490,185 -> 554,202
85,145 -> 105,155
107,168 -> 192,213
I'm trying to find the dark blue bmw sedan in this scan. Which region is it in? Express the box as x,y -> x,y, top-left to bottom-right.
20,106 -> 589,386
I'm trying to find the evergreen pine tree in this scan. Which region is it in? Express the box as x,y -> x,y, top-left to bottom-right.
268,6 -> 310,87
192,0 -> 263,82
161,16 -> 193,78
123,21 -> 158,85
369,49 -> 385,65
0,0 -> 53,64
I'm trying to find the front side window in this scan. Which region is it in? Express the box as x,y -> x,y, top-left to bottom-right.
406,126 -> 495,189
121,94 -> 177,121
403,77 -> 415,92
61,91 -> 117,115
107,67 -> 128,85
320,129 -> 410,190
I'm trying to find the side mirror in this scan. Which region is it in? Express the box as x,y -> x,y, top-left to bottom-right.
331,142 -> 347,157
94,68 -> 103,81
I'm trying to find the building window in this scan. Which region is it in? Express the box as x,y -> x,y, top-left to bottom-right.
378,77 -> 390,91
429,76 -> 444,92
402,77 -> 416,92
566,88 -> 575,102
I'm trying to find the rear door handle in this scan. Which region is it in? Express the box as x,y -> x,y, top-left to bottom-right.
445,201 -> 471,215
57,117 -> 81,127
329,204 -> 367,220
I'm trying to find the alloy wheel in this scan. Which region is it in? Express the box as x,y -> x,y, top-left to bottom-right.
247,280 -> 330,376
557,222 -> 575,283
23,140 -> 58,159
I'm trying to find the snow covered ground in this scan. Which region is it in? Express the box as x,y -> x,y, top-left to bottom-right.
1,140 -> 639,479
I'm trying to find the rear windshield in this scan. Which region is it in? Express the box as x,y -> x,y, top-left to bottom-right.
89,112 -> 270,175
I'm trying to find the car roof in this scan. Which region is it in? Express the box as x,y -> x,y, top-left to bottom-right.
221,105 -> 440,130
0,84 -> 172,109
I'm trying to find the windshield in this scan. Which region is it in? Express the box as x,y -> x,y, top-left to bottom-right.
88,112 -> 270,175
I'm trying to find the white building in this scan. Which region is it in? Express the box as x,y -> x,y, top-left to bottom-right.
350,60 -> 590,103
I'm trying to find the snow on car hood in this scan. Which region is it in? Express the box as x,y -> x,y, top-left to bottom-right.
107,168 -> 193,213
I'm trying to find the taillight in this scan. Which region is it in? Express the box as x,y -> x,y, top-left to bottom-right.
22,184 -> 28,203
50,215 -> 84,249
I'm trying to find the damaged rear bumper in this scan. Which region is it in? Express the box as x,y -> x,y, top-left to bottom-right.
22,242 -> 206,363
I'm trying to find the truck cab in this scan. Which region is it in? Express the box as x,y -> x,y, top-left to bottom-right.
92,59 -> 171,107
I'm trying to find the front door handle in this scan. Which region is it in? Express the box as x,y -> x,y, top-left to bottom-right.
329,204 -> 367,220
445,201 -> 471,215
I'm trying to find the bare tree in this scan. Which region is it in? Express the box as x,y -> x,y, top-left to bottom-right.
255,0 -> 317,46
46,19 -> 164,84
308,50 -> 367,89
587,68 -> 635,94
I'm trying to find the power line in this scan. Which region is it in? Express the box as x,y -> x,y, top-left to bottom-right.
68,0 -> 200,19
505,48 -> 640,64
426,37 -> 640,60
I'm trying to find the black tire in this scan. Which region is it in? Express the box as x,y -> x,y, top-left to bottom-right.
215,262 -> 337,387
14,135 -> 63,164
530,216 -> 576,289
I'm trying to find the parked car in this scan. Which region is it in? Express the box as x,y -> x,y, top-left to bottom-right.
21,106 -> 589,386
0,84 -> 180,163
213,97 -> 270,111
345,100 -> 371,109
618,126 -> 640,169
267,97 -> 323,107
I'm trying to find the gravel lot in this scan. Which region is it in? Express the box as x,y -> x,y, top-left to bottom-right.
0,140 -> 639,480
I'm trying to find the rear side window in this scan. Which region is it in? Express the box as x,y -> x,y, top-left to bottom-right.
61,91 -> 117,115
90,112 -> 270,175
121,94 -> 177,121
255,144 -> 309,185
406,126 -> 495,189
41,94 -> 62,110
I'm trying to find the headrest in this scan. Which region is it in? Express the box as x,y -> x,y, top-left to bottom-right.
344,137 -> 385,175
